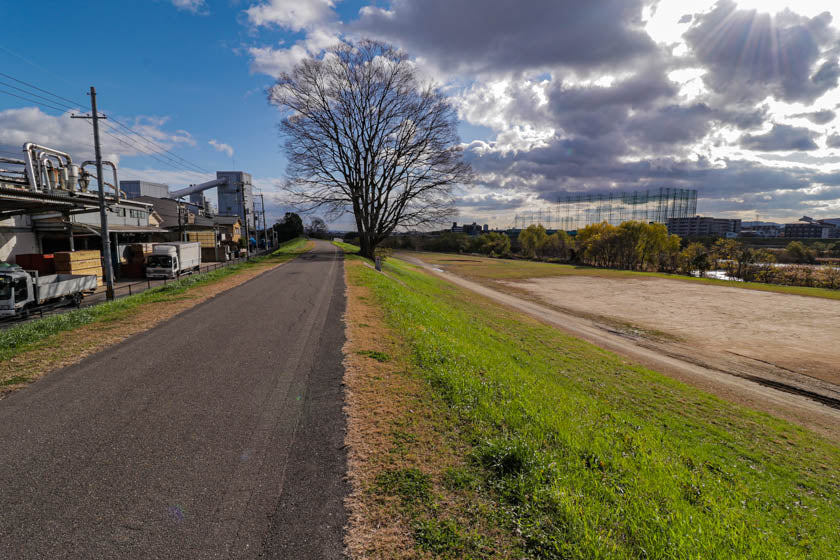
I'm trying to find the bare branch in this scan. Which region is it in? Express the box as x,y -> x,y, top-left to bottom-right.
268,39 -> 472,258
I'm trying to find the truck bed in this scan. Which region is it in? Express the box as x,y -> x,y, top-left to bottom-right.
34,274 -> 98,303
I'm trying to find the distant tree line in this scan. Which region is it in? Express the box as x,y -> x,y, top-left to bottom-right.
372,220 -> 840,290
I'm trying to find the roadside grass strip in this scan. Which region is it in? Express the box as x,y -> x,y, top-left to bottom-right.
344,250 -> 840,559
413,252 -> 840,301
0,238 -> 308,368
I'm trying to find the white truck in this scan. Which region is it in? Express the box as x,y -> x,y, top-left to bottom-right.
0,263 -> 98,319
145,242 -> 201,279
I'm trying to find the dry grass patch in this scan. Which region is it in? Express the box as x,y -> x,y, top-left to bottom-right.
342,256 -> 523,559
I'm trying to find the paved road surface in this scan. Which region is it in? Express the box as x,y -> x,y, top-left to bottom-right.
0,241 -> 348,559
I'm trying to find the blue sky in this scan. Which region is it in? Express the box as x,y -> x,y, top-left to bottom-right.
3,1 -> 840,228
1,1 -> 293,187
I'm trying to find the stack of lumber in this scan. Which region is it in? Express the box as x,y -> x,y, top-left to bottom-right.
187,231 -> 216,249
54,250 -> 103,286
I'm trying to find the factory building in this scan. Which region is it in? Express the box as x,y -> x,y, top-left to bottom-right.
216,171 -> 255,231
120,180 -> 170,200
666,216 -> 741,238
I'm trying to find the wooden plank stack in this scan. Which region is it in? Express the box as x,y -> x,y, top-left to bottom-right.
54,250 -> 103,286
187,231 -> 216,249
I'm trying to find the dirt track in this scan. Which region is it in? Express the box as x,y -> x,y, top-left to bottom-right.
402,255 -> 840,441
514,276 -> 840,386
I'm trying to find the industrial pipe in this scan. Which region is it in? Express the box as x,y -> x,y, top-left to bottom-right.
81,160 -> 123,200
169,177 -> 228,199
22,143 -> 72,192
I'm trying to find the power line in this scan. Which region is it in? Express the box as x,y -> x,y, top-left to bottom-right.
0,71 -> 86,108
98,124 -> 209,179
108,117 -> 210,174
0,87 -> 207,176
0,80 -> 78,111
0,88 -> 69,113
0,88 -> 207,176
0,70 -> 213,175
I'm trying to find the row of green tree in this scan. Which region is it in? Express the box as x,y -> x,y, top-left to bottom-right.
379,222 -> 840,288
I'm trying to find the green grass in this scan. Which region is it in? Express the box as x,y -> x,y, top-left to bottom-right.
341,248 -> 840,559
356,349 -> 390,362
332,240 -> 360,254
0,238 -> 309,365
412,251 -> 840,301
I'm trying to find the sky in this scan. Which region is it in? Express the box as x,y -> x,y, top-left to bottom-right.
2,0 -> 840,228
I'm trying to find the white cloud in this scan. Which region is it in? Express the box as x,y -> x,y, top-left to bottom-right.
208,139 -> 234,158
248,27 -> 341,77
246,0 -> 335,31
249,44 -> 311,77
244,0 -> 341,77
171,0 -> 207,14
0,107 -> 198,169
241,0 -> 840,225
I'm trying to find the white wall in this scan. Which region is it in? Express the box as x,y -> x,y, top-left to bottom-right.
0,215 -> 38,263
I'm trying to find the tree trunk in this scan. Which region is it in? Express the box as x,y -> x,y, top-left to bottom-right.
360,232 -> 375,260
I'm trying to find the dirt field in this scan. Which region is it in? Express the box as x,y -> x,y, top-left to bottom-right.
400,253 -> 840,439
512,275 -> 840,387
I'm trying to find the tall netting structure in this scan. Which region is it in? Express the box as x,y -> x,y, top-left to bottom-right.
514,188 -> 697,231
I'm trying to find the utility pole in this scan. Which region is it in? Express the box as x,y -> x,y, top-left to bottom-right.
240,182 -> 250,259
73,86 -> 114,300
259,192 -> 267,249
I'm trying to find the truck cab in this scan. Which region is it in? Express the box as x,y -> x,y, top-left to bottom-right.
0,264 -> 34,318
146,246 -> 179,279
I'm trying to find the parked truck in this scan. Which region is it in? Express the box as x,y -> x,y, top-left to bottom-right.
0,263 -> 97,319
145,242 -> 201,279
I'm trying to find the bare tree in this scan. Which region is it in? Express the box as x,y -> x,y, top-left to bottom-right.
268,39 -> 472,259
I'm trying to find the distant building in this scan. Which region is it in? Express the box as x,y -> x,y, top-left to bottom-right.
133,196 -> 215,242
216,171 -> 255,231
783,218 -> 840,238
739,224 -> 782,238
189,192 -> 211,214
483,224 -> 489,232
451,222 -> 484,235
119,180 -> 169,199
666,216 -> 741,238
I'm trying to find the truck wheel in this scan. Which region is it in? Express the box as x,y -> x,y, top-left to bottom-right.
73,293 -> 83,307
19,306 -> 29,319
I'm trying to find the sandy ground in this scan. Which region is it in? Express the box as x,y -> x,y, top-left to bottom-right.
401,255 -> 840,441
513,276 -> 840,387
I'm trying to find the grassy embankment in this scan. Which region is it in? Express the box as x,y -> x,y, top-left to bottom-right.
339,243 -> 840,559
0,238 -> 310,387
411,251 -> 840,301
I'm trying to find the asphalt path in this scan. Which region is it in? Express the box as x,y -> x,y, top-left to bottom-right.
0,240 -> 348,559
